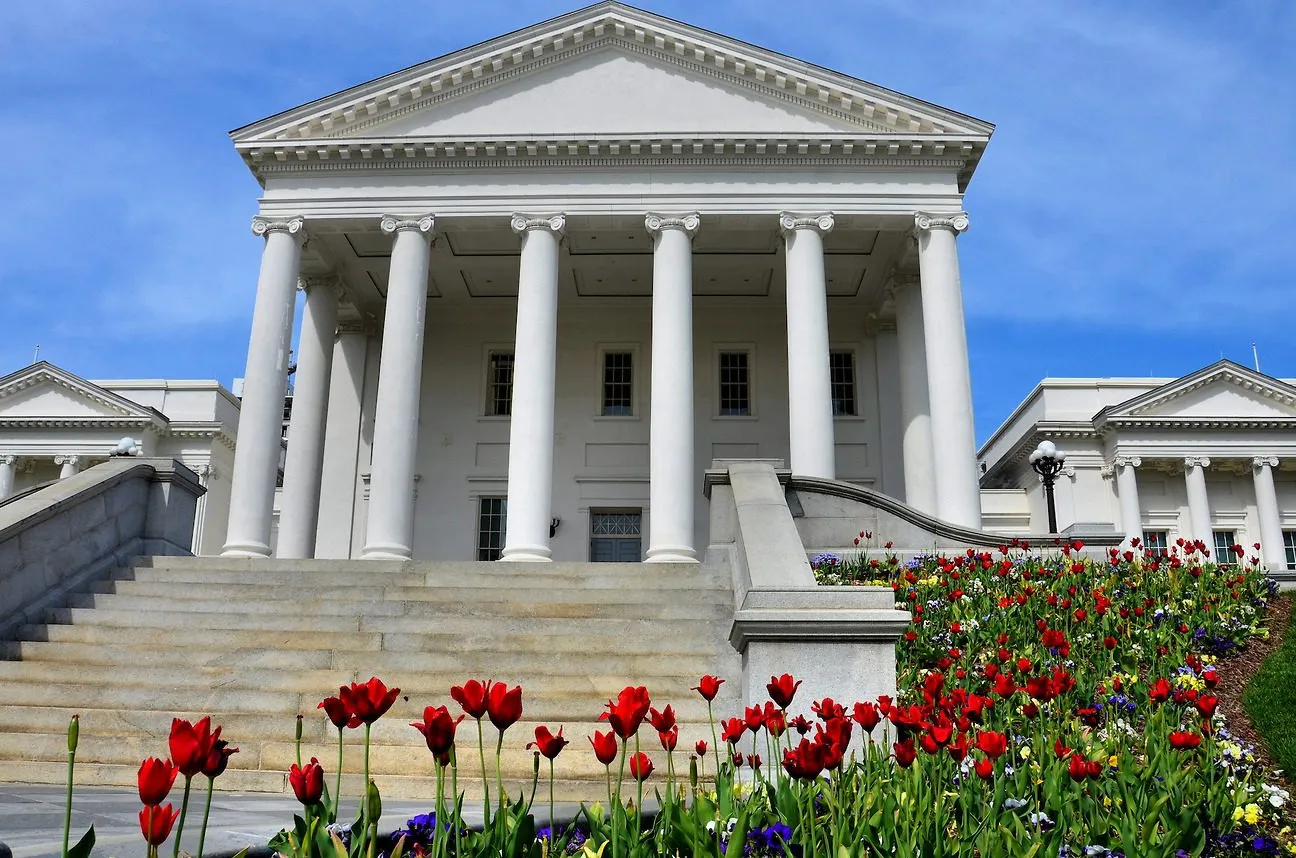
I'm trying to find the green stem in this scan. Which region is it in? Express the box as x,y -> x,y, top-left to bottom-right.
333,727 -> 344,825
172,775 -> 193,858
707,701 -> 721,785
477,718 -> 491,826
614,740 -> 628,858
451,747 -> 461,858
495,730 -> 506,814
634,733 -> 643,841
61,744 -> 74,858
147,805 -> 156,858
196,777 -> 214,858
434,763 -> 445,858
549,758 -> 556,836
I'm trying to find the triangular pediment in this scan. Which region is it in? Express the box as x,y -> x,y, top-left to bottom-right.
1103,361 -> 1296,421
0,363 -> 158,421
233,2 -> 992,145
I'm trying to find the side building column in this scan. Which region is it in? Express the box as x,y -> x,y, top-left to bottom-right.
1252,456 -> 1286,570
779,212 -> 836,479
0,454 -> 16,501
316,322 -> 373,559
914,211 -> 980,529
890,275 -> 936,513
1183,456 -> 1212,547
1113,455 -> 1143,545
223,216 -> 306,557
277,275 -> 342,559
501,214 -> 565,563
361,215 -> 434,560
645,212 -> 701,563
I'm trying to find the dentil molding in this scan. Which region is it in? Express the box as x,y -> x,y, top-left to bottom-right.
778,212 -> 834,235
644,212 -> 701,237
914,211 -> 969,234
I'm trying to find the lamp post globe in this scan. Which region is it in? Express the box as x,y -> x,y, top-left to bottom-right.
1030,440 -> 1067,534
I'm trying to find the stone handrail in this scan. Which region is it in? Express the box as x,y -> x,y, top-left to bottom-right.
0,458 -> 204,642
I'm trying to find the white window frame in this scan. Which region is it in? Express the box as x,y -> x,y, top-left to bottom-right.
828,346 -> 862,420
713,343 -> 757,420
480,344 -> 515,421
594,342 -> 641,420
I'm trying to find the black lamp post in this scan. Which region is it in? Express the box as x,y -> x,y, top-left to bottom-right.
1029,440 -> 1067,534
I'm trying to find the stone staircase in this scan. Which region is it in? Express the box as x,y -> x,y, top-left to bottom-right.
0,556 -> 742,802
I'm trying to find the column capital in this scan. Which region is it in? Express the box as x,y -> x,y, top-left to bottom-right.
380,214 -> 435,236
53,454 -> 80,467
914,211 -> 969,235
884,272 -> 922,301
645,212 -> 701,237
510,213 -> 566,235
1184,456 -> 1211,469
251,216 -> 305,238
1113,455 -> 1142,469
778,212 -> 834,235
1252,455 -> 1280,470
0,454 -> 17,467
297,274 -> 346,299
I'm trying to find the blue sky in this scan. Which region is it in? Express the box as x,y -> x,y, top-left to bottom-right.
1,1 -> 1293,442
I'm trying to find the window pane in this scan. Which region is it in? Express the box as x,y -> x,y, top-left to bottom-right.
1213,530 -> 1236,565
1284,531 -> 1296,571
719,352 -> 750,416
829,351 -> 856,416
477,497 -> 507,561
590,510 -> 642,563
602,352 -> 633,416
1142,530 -> 1168,557
486,352 -> 514,416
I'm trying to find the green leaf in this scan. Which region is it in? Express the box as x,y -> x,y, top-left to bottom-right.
66,826 -> 95,858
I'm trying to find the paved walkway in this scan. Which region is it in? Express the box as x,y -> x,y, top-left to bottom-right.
0,785 -> 584,858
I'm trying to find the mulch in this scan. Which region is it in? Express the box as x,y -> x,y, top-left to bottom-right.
1212,592 -> 1293,791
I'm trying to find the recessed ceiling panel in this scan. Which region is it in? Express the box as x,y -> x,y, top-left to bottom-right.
823,229 -> 879,255
692,228 -> 780,255
346,233 -> 394,258
366,267 -> 442,298
825,256 -> 866,297
566,229 -> 652,255
572,255 -> 653,296
693,255 -> 773,296
460,258 -> 521,297
444,230 -> 521,256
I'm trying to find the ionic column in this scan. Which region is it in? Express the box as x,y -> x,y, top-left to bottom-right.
779,212 -> 836,479
277,275 -> 342,559
361,215 -> 435,561
316,322 -> 373,559
0,454 -> 18,501
55,455 -> 81,480
191,464 -> 212,555
914,211 -> 980,529
223,216 -> 305,557
1252,456 -> 1286,569
645,212 -> 700,563
1113,455 -> 1143,544
890,276 -> 936,513
501,214 -> 565,563
1183,456 -> 1212,545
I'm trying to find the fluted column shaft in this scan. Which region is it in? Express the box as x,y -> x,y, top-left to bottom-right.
361,215 -> 434,560
780,213 -> 836,479
1184,457 -> 1212,546
0,455 -> 15,501
1114,456 -> 1142,544
277,276 -> 341,559
645,213 -> 700,563
223,217 -> 305,556
915,211 -> 980,528
1252,456 -> 1286,569
501,214 -> 565,562
892,277 -> 936,513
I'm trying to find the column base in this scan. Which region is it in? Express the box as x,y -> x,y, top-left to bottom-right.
645,546 -> 698,563
221,541 -> 272,558
360,543 -> 412,561
500,544 -> 552,562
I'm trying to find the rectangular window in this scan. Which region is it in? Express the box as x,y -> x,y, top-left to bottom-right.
718,351 -> 751,416
476,498 -> 507,561
590,509 -> 642,562
1284,531 -> 1296,571
485,351 -> 514,417
829,351 -> 857,417
601,351 -> 634,416
1213,530 -> 1237,565
1142,530 -> 1168,557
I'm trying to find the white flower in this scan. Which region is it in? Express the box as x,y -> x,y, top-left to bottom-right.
1003,797 -> 1028,810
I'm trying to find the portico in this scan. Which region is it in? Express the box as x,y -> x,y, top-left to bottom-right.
220,2 -> 994,561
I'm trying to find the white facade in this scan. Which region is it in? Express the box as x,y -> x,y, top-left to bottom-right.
0,362 -> 240,555
222,2 -> 995,562
978,360 -> 1296,570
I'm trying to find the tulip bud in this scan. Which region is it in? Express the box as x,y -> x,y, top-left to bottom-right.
366,778 -> 382,821
689,755 -> 698,789
295,713 -> 304,742
68,714 -> 80,754
533,750 -> 541,775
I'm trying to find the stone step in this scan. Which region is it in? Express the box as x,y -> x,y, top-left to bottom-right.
68,591 -> 732,621
2,641 -> 736,676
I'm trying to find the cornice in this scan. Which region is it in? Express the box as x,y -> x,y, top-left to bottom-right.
1097,416 -> 1296,433
0,417 -> 157,430
0,368 -> 156,419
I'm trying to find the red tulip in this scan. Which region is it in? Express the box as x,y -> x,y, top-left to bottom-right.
139,803 -> 180,847
528,725 -> 568,759
1196,695 -> 1219,718
974,757 -> 994,779
319,695 -> 361,730
411,705 -> 464,756
659,726 -> 679,752
811,698 -> 845,721
695,740 -> 708,756
137,757 -> 177,806
340,677 -> 400,725
789,714 -> 813,735
451,679 -> 491,719
851,702 -> 881,733
648,705 -> 676,733
720,717 -> 745,745
1148,678 -> 1171,704
766,674 -> 802,709
590,730 -> 618,765
628,751 -> 654,781
289,757 -> 325,805
201,739 -> 238,779
601,686 -> 651,739
975,731 -> 1008,760
893,739 -> 917,768
169,717 -> 218,778
763,704 -> 787,738
486,682 -> 523,731
783,739 -> 826,780
947,734 -> 970,763
1169,731 -> 1202,750
693,675 -> 725,701
743,705 -> 764,733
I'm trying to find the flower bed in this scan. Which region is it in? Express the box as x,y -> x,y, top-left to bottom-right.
52,537 -> 1292,857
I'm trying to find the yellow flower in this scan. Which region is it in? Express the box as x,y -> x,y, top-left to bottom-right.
1020,746 -> 1031,760
1103,796 -> 1112,809
1245,803 -> 1261,825
1108,755 -> 1120,768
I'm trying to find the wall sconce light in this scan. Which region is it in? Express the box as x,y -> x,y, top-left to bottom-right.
550,517 -> 561,538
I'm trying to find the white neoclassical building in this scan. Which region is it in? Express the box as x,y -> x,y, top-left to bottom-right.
0,362 -> 240,555
221,2 -> 994,563
979,360 -> 1296,571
